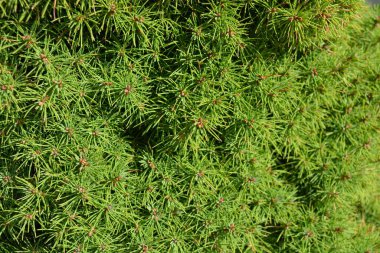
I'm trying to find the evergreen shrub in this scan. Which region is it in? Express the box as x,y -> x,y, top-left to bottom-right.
0,0 -> 379,252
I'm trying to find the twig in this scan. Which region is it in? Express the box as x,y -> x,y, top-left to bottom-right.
53,0 -> 57,20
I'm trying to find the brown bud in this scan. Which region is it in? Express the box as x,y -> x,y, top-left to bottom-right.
51,148 -> 59,157
68,214 -> 77,221
21,35 -> 31,41
88,227 -> 96,237
25,214 -> 33,220
226,28 -> 236,37
344,124 -> 351,131
319,13 -> 332,19
179,90 -> 186,97
40,54 -> 49,63
207,51 -> 215,59
257,75 -> 268,80
195,27 -> 202,37
65,127 -> 74,137
212,99 -> 221,104
329,191 -> 339,197
30,188 -> 38,195
2,176 -> 11,183
103,81 -> 113,86
306,231 -> 314,237
152,208 -> 159,221
76,15 -> 85,22
109,4 -> 116,15
197,171 -> 205,177
54,80 -> 63,88
38,96 -> 49,107
312,68 -> 318,77
124,85 -> 132,95
238,42 -> 246,49
270,7 -> 278,13
133,16 -> 144,23
147,160 -> 156,170
197,76 -> 206,84
79,158 -> 89,167
196,118 -> 204,128
289,16 -> 303,22
99,244 -> 107,251
73,245 -> 81,253
26,41 -> 33,48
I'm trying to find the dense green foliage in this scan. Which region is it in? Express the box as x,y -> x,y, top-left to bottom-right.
0,0 -> 379,252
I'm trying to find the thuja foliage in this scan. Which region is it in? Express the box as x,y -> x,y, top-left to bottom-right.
0,0 -> 379,252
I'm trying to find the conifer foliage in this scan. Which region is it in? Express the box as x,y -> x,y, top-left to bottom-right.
0,0 -> 379,252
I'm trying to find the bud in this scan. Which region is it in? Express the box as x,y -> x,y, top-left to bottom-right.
196,118 -> 204,128
25,214 -> 33,220
88,227 -> 96,237
125,85 -> 132,95
40,54 -> 49,63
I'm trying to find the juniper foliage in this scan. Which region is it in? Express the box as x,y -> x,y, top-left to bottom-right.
0,0 -> 379,252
